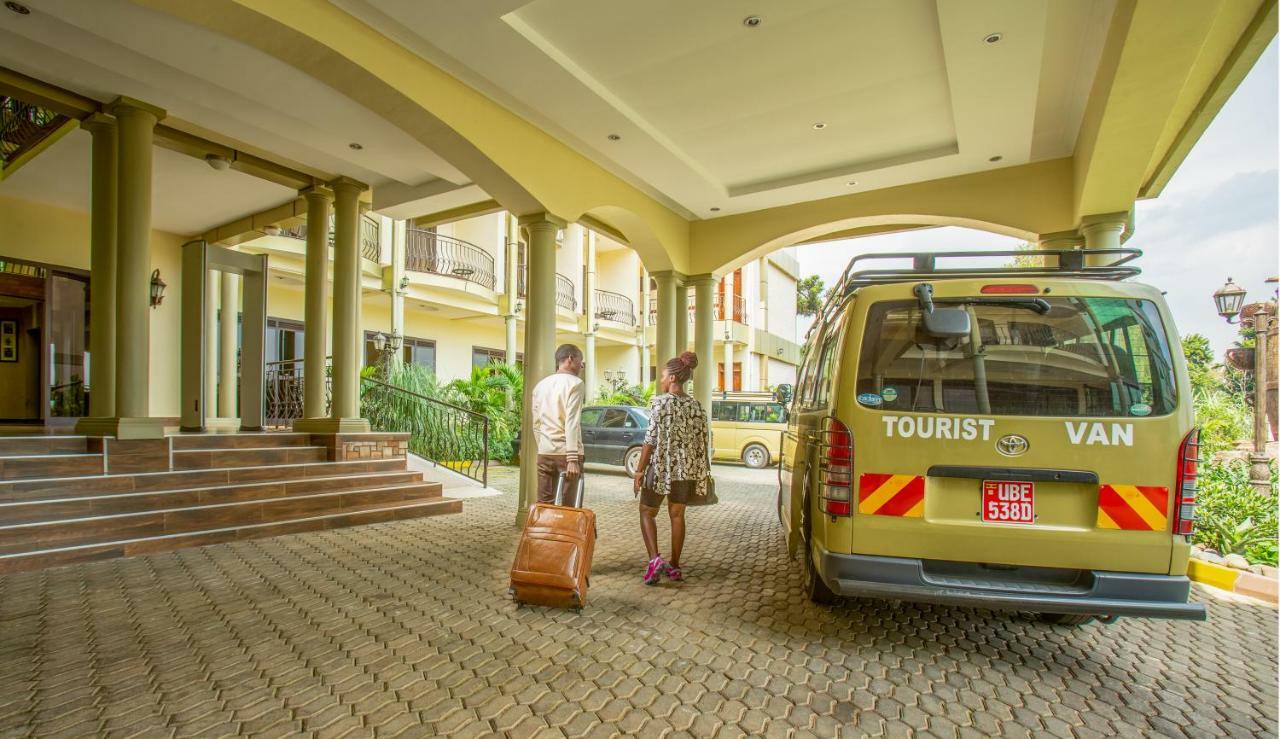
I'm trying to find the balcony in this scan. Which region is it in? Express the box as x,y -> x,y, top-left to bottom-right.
404,227 -> 496,290
646,291 -> 746,325
274,213 -> 380,262
556,273 -> 577,312
593,289 -> 636,326
2,96 -> 70,175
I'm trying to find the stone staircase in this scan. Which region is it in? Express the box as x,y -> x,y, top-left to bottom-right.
0,432 -> 461,574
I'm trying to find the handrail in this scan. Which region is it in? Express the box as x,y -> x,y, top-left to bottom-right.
646,292 -> 746,325
404,228 -> 497,290
593,289 -> 636,326
272,214 -> 380,262
2,97 -> 68,168
556,273 -> 577,312
360,375 -> 490,486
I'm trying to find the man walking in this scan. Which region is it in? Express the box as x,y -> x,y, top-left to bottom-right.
530,343 -> 585,503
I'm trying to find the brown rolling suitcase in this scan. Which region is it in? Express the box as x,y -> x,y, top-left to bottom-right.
510,474 -> 595,609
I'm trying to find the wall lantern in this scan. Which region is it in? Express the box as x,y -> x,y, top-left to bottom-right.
1213,277 -> 1248,322
149,269 -> 167,308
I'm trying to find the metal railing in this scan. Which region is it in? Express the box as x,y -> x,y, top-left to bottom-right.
646,292 -> 747,325
263,357 -> 491,485
2,97 -> 68,169
404,228 -> 497,289
556,273 -> 577,312
593,289 -> 636,326
360,376 -> 489,486
274,214 -> 380,262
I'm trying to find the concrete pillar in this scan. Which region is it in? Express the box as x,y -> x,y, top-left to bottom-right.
299,187 -> 332,420
675,278 -> 689,353
82,97 -> 166,439
327,177 -> 368,429
653,270 -> 679,365
505,216 -> 520,365
518,213 -> 566,525
583,230 -> 598,400
640,269 -> 651,385
1081,213 -> 1128,267
204,270 -> 218,409
723,269 -> 736,390
83,114 -> 117,419
1036,230 -> 1083,269
218,272 -> 239,418
390,219 -> 406,367
690,274 -> 716,414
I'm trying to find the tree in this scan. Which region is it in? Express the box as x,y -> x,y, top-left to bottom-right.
1007,242 -> 1042,268
796,275 -> 825,317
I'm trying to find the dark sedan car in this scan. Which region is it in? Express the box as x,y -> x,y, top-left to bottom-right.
582,405 -> 649,475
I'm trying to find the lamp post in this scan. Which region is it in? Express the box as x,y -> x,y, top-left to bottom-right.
1214,277 -> 1278,494
372,331 -> 403,380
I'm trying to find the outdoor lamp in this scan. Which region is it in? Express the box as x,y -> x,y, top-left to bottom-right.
149,269 -> 166,308
388,332 -> 403,352
373,332 -> 387,352
1213,277 -> 1247,322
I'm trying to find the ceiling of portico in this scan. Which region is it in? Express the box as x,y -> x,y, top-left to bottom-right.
340,0 -> 1115,218
0,0 -> 472,231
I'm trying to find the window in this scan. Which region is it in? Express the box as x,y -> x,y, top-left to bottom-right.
266,318 -> 304,365
600,408 -> 630,428
402,337 -> 436,374
473,346 -> 521,368
855,298 -> 1178,417
580,408 -> 603,427
711,401 -> 740,422
748,403 -> 786,423
813,333 -> 841,408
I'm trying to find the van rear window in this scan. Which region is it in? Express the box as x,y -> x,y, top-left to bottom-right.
855,297 -> 1178,417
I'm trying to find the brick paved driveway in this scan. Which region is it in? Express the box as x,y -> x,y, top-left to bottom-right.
1,464 -> 1276,738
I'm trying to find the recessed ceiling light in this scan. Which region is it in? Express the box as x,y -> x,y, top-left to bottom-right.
710,207 -> 721,212
989,155 -> 1003,162
743,15 -> 761,28
846,181 -> 858,186
984,32 -> 1003,44
348,142 -> 363,150
5,2 -> 30,14
607,134 -> 621,141
812,122 -> 827,130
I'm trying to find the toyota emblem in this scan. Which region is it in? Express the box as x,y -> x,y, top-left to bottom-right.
996,434 -> 1029,457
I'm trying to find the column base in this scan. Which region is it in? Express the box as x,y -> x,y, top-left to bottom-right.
74,416 -> 167,440
291,417 -> 372,434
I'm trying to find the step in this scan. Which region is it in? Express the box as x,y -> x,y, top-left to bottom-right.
0,453 -> 104,481
0,482 -> 445,554
0,458 -> 410,503
0,470 -> 429,524
171,446 -> 329,470
168,433 -> 315,451
0,497 -> 463,575
0,436 -> 88,456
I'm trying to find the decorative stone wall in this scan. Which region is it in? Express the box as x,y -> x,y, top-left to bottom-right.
325,433 -> 410,462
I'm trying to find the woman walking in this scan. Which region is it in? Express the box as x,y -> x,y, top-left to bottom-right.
632,352 -> 710,584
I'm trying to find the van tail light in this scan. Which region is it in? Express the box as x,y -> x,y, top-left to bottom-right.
818,417 -> 853,516
1173,428 -> 1200,537
981,284 -> 1039,294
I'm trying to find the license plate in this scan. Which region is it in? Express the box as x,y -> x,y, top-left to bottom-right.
982,480 -> 1035,525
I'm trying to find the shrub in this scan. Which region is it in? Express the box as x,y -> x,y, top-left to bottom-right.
594,382 -> 654,407
1192,459 -> 1278,565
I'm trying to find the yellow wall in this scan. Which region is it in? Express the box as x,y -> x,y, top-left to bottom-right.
0,195 -> 187,417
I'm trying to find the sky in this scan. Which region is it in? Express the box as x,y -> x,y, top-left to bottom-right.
796,40 -> 1279,355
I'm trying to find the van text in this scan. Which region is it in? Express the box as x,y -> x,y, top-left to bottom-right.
881,415 -> 996,441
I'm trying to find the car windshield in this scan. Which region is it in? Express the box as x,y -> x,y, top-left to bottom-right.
855,297 -> 1178,418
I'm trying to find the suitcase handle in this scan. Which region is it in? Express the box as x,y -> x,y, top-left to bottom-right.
555,472 -> 585,508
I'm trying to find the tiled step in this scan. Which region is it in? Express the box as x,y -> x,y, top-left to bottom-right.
0,453 -> 104,481
171,446 -> 329,470
0,436 -> 88,456
0,497 -> 463,575
169,433 -> 315,451
0,470 -> 429,524
0,458 -> 410,504
0,481 -> 445,554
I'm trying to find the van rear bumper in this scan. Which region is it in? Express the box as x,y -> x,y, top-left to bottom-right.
818,549 -> 1207,621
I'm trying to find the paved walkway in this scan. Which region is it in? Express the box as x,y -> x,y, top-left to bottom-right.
1,465 -> 1275,738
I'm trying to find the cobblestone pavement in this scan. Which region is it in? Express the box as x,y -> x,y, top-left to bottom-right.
1,464 -> 1276,738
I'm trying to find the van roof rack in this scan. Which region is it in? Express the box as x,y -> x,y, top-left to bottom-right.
817,247 -> 1142,327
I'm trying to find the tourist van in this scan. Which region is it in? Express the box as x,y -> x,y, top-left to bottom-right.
778,249 -> 1205,623
710,392 -> 787,468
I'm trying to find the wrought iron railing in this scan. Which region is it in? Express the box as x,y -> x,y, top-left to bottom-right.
404,228 -> 497,290
360,376 -> 489,486
594,289 -> 636,326
263,357 -> 491,485
646,291 -> 747,325
556,273 -> 577,312
2,97 -> 68,169
273,214 -> 380,262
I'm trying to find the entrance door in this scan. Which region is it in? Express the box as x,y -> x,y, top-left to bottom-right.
0,258 -> 90,425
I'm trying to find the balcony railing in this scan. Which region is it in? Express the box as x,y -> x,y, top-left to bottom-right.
556,273 -> 577,312
2,97 -> 68,170
264,358 -> 326,427
274,214 -> 380,262
646,292 -> 747,325
593,289 -> 635,326
404,228 -> 496,290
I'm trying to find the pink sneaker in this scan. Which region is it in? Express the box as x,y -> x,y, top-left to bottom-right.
666,565 -> 684,582
643,556 -> 666,585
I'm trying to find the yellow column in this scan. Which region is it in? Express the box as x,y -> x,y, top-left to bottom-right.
689,274 -> 717,414
675,278 -> 689,353
1035,230 -> 1083,268
504,215 -> 520,364
640,269 -> 651,384
583,230 -> 597,400
518,213 -> 566,525
653,270 -> 679,365
218,272 -> 239,419
1080,213 -> 1128,267
328,177 -> 368,429
300,186 -> 332,421
83,114 -> 116,418
204,270 -> 218,411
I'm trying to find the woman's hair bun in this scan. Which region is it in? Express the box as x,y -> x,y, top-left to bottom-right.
679,351 -> 698,370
